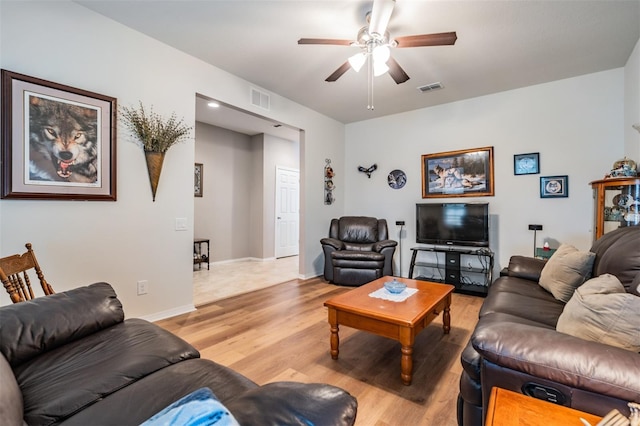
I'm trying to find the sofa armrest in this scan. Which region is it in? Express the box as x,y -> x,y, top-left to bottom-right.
226,382 -> 357,426
320,238 -> 344,251
0,282 -> 123,367
373,239 -> 398,252
472,322 -> 640,402
506,255 -> 547,282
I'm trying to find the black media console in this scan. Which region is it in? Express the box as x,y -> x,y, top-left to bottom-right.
408,246 -> 494,296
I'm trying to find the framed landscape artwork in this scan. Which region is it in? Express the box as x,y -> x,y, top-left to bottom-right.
1,70 -> 117,200
422,146 -> 495,198
540,175 -> 569,198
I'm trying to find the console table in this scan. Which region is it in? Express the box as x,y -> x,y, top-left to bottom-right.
408,246 -> 494,296
194,238 -> 210,270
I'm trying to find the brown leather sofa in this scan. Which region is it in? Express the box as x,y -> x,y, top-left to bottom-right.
321,216 -> 397,286
457,226 -> 640,426
0,283 -> 357,426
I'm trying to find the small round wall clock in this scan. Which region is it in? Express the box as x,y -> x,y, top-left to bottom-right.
388,169 -> 407,189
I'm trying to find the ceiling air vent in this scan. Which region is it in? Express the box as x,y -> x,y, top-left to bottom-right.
417,82 -> 443,93
250,88 -> 270,110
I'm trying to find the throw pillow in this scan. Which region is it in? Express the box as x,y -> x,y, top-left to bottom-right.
141,387 -> 239,426
0,353 -> 24,426
556,274 -> 640,352
539,243 -> 595,302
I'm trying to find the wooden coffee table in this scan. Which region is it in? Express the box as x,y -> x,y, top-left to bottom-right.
324,276 -> 454,385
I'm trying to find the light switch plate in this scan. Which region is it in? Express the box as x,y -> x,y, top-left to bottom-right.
175,218 -> 187,231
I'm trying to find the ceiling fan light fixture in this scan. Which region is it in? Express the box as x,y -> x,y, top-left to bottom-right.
348,52 -> 367,72
372,45 -> 390,64
373,61 -> 389,77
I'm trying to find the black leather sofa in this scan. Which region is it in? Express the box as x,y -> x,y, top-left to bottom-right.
0,283 -> 357,426
321,216 -> 397,286
457,226 -> 640,426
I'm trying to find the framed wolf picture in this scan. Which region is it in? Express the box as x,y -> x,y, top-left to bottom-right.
422,146 -> 495,198
1,70 -> 117,200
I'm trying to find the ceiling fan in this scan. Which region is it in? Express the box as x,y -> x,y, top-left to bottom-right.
298,0 -> 457,86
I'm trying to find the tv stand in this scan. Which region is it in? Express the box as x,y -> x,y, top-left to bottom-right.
408,246 -> 494,296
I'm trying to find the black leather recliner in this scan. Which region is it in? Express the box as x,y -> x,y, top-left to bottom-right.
320,216 -> 397,286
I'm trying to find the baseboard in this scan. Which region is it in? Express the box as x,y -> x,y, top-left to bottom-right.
209,257 -> 278,266
141,304 -> 196,322
300,272 -> 322,280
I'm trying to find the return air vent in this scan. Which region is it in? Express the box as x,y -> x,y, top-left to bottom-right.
417,82 -> 443,93
250,88 -> 270,110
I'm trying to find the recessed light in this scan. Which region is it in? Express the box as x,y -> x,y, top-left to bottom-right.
207,101 -> 220,108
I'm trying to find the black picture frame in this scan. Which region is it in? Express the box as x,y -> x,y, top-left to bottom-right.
421,146 -> 494,198
194,163 -> 203,197
1,69 -> 117,200
540,175 -> 569,198
514,152 -> 540,175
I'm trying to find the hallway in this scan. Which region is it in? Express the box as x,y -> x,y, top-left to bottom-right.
193,256 -> 299,306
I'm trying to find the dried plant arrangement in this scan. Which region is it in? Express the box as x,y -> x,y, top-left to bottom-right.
120,102 -> 192,153
120,102 -> 193,201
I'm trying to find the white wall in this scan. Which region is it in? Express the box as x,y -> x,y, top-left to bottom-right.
345,69 -> 625,275
625,39 -> 640,160
194,123 -> 253,262
0,1 -> 345,315
261,134 -> 300,259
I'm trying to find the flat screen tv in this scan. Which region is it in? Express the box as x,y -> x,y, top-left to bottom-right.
416,202 -> 489,247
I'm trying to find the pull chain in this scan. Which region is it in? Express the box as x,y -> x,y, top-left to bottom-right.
367,54 -> 374,110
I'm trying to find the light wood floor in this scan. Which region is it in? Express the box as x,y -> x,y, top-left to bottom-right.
157,277 -> 483,425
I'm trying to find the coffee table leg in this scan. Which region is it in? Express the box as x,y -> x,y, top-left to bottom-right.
401,344 -> 413,385
443,295 -> 451,334
328,308 -> 339,359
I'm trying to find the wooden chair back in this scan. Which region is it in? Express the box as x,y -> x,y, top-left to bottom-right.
0,243 -> 54,303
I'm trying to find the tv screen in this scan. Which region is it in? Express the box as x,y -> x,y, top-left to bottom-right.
416,203 -> 489,247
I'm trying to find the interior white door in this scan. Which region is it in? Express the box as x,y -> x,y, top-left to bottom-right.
275,167 -> 300,258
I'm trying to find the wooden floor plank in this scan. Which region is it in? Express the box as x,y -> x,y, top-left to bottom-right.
156,278 -> 483,425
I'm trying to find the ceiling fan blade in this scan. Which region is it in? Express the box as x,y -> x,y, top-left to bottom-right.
298,38 -> 353,46
369,0 -> 395,36
387,57 -> 410,84
325,61 -> 352,82
395,32 -> 458,48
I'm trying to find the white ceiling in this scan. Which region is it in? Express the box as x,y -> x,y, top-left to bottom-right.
195,94 -> 301,141
78,0 -> 639,133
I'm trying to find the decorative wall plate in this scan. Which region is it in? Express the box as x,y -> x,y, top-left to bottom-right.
388,169 -> 407,189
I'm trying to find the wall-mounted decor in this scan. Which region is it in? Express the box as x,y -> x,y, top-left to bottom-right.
421,146 -> 494,198
540,175 -> 568,198
194,163 -> 203,197
357,164 -> 377,178
324,158 -> 335,205
388,169 -> 407,189
120,102 -> 192,201
514,152 -> 540,175
1,69 -> 117,200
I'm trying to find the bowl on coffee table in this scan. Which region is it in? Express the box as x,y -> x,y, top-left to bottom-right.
384,279 -> 407,294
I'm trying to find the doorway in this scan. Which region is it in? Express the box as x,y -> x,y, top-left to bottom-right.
275,166 -> 300,258
193,95 -> 301,302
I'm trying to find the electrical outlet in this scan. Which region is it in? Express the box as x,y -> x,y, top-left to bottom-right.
137,280 -> 148,295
